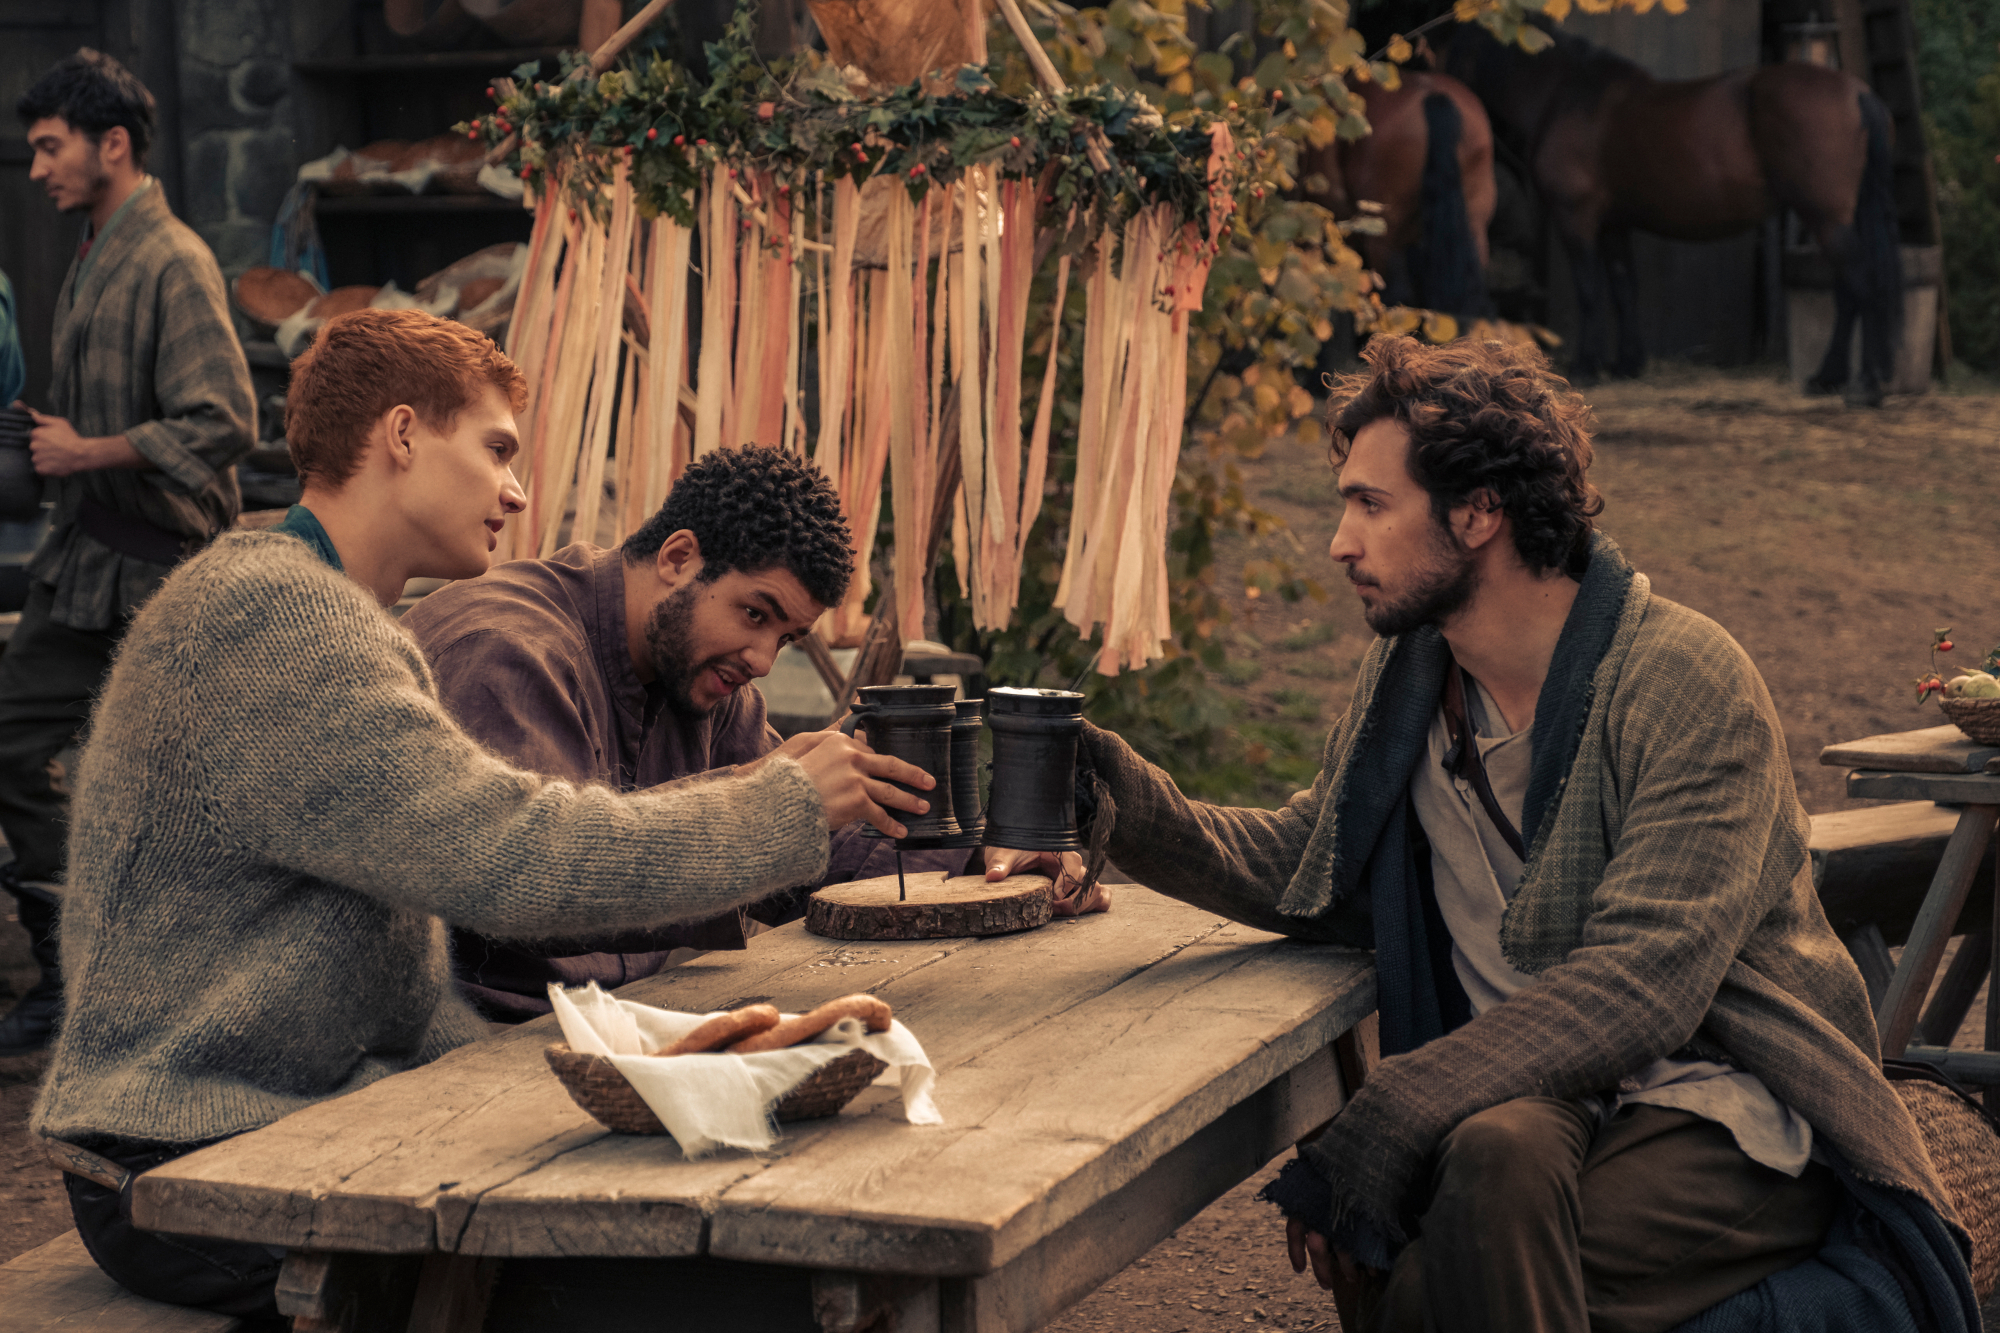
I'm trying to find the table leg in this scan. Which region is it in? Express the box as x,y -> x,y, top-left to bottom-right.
1916,928 -> 1994,1047
1875,805 -> 1999,1059
813,1271 -> 941,1333
405,1253 -> 503,1333
1988,852 -> 2000,1107
275,1250 -> 424,1331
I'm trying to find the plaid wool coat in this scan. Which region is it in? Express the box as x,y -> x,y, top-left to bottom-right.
1082,534 -> 1954,1249
30,182 -> 253,629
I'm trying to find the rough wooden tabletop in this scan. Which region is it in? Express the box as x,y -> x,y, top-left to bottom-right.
1819,724 -> 2000,774
133,888 -> 1374,1278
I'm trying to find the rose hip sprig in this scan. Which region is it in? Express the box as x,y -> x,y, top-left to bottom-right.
1914,627 -> 1955,706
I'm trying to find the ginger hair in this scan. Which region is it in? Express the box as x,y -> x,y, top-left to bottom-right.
286,309 -> 528,489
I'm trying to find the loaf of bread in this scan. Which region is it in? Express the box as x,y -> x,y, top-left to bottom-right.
727,995 -> 893,1053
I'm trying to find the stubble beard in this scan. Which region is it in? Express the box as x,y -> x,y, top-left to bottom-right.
61,163 -> 112,216
642,581 -> 711,716
1355,519 -> 1479,638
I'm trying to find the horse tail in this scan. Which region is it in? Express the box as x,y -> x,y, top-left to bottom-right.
1413,92 -> 1489,318
1854,90 -> 1903,383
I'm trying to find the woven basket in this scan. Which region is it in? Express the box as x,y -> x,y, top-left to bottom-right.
1939,696 -> 2000,745
1889,1076 -> 2000,1302
544,1043 -> 887,1136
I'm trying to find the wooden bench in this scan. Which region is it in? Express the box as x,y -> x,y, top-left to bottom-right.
1811,801 -> 1990,941
0,1230 -> 247,1333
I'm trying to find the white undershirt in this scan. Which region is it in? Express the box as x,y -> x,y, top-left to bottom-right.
1408,674 -> 1812,1177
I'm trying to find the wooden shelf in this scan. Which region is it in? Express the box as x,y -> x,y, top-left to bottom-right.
314,193 -> 525,215
293,47 -> 569,76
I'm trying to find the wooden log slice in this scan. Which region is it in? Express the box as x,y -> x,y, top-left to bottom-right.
807,872 -> 1053,941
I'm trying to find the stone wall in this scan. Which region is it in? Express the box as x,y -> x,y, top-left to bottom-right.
173,0 -> 297,278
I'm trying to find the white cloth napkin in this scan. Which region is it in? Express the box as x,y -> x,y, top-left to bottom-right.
548,983 -> 941,1156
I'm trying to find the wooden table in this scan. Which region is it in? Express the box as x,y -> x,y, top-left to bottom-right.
1821,724 -> 2000,1084
131,888 -> 1376,1333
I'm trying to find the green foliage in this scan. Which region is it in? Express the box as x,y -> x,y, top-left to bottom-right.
471,38 -> 1233,236
1916,0 -> 2000,372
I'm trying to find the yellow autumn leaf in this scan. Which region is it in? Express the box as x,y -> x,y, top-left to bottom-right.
1544,0 -> 1571,18
1387,33 -> 1413,62
1658,0 -> 1687,11
1376,307 -> 1422,337
1453,0 -> 1484,21
1422,311 -> 1460,343
1288,385 -> 1315,418
1167,70 -> 1193,94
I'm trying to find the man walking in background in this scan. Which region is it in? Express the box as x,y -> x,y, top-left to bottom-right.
0,50 -> 253,1054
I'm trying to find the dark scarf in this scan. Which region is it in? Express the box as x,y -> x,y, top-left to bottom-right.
1330,531 -> 1635,1057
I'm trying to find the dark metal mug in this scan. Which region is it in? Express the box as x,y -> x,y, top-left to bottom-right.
951,698 -> 986,840
841,683 -> 964,845
982,688 -> 1085,852
0,407 -> 40,524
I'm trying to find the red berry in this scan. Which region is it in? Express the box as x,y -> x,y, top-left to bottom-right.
1940,640 -> 1955,652
466,129 -> 479,139
520,167 -> 532,179
674,134 -> 685,146
696,138 -> 707,146
486,86 -> 495,97
1010,136 -> 1021,148
647,127 -> 658,140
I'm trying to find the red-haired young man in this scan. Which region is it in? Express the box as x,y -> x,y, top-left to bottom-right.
31,309 -> 931,1319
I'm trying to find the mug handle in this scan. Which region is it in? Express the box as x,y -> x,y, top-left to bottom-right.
838,705 -> 871,738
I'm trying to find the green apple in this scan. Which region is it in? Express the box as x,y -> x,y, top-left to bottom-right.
1945,672 -> 2000,699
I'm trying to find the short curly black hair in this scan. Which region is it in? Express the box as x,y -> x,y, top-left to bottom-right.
1328,336 -> 1603,576
622,445 -> 854,609
17,49 -> 155,167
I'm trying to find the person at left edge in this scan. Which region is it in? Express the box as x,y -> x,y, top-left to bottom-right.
0,49 -> 253,1056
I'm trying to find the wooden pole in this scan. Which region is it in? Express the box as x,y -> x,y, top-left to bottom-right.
484,0 -> 688,166
590,0 -> 685,73
989,0 -> 1111,173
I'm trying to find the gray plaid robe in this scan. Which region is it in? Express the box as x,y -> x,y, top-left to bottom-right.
1084,544 -> 1957,1245
29,182 -> 253,629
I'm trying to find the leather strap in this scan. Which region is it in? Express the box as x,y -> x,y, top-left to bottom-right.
1440,664 -> 1528,862
76,495 -> 187,566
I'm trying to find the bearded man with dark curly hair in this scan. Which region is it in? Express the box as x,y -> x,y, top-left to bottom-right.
1011,337 -> 1974,1331
402,444 -> 976,1021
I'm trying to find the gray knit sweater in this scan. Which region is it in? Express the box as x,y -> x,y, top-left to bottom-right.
32,530 -> 830,1147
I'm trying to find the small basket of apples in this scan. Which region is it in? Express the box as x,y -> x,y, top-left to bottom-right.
1915,628 -> 2000,744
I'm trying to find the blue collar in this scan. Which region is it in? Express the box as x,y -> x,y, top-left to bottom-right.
271,505 -> 343,572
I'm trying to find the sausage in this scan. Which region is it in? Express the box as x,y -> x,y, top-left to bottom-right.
657,1004 -> 782,1055
726,994 -> 894,1053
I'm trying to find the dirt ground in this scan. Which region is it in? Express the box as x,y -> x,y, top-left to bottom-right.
1,366 -> 1998,1327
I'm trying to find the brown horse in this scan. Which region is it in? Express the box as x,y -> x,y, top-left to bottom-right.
1435,20 -> 1901,400
1302,71 -> 1498,318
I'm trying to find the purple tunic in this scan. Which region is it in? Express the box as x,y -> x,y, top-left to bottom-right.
400,543 -> 968,1021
